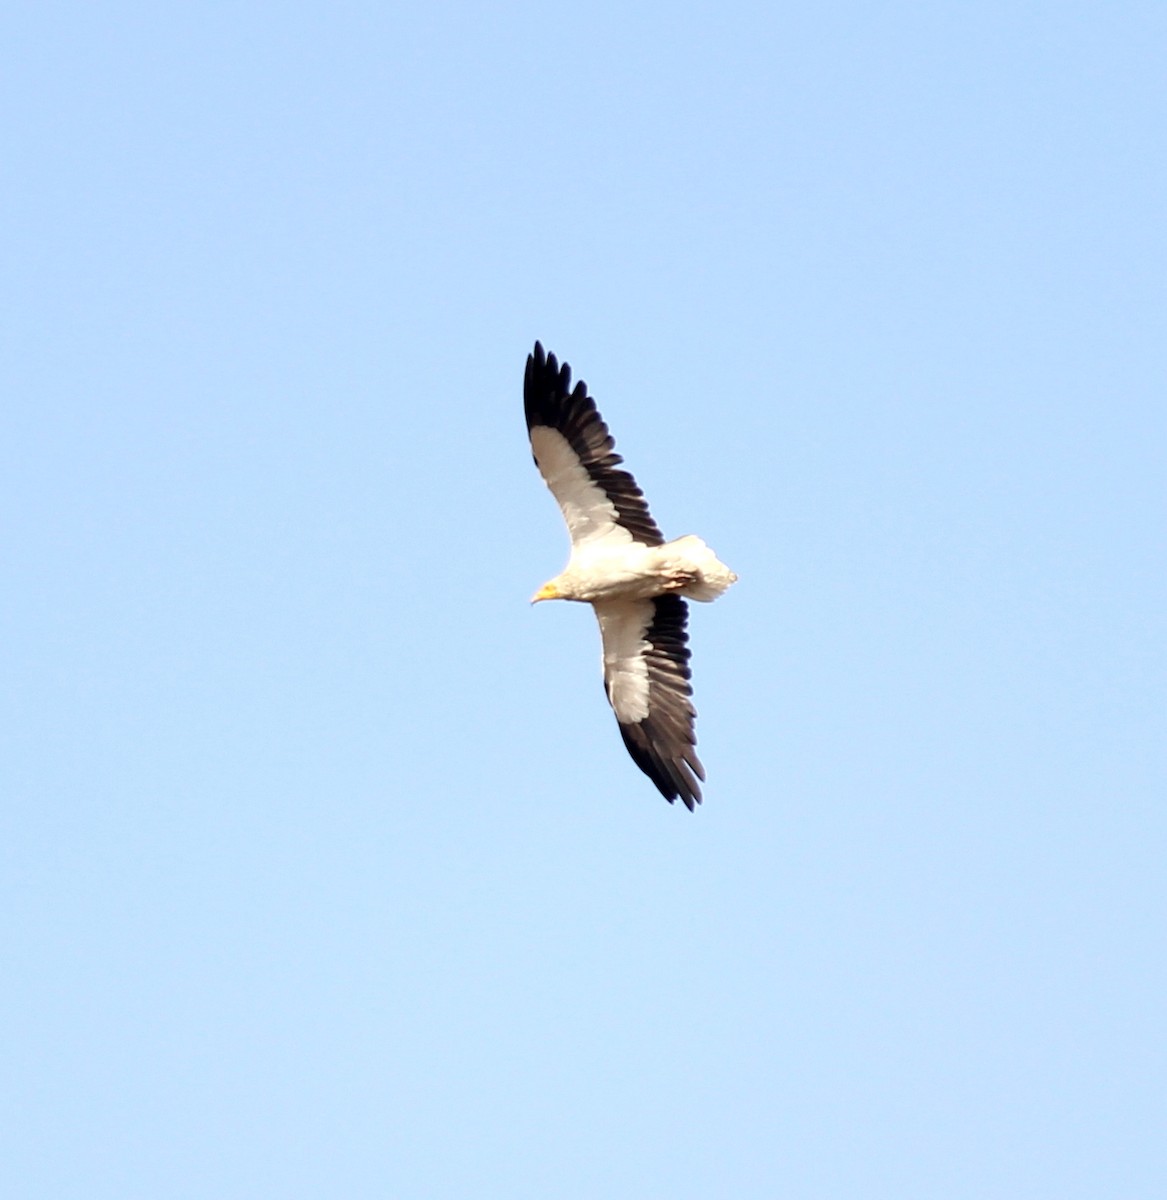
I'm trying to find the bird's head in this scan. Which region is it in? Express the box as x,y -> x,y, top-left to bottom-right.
530,579 -> 562,604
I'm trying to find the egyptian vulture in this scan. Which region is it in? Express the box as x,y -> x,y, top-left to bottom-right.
525,341 -> 737,809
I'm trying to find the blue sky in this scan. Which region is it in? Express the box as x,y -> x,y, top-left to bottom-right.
3,2 -> 1164,1196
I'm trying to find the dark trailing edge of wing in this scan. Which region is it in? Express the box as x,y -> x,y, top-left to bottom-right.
525,341 -> 664,547
611,595 -> 705,810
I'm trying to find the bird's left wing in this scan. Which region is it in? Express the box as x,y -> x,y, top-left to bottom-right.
525,342 -> 664,549
594,594 -> 705,809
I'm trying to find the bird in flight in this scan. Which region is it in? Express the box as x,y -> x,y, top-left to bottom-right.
525,342 -> 737,809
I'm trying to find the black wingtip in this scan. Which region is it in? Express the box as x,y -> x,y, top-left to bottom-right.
617,720 -> 704,811
527,340 -> 559,383
524,341 -> 585,436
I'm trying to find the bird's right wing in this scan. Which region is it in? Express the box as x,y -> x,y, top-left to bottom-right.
594,594 -> 704,809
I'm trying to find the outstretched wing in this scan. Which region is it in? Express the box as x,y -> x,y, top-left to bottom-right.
594,594 -> 704,809
524,341 -> 664,549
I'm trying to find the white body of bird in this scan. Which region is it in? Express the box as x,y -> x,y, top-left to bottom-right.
533,535 -> 736,605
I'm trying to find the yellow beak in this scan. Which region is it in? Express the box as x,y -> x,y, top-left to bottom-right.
530,581 -> 560,603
